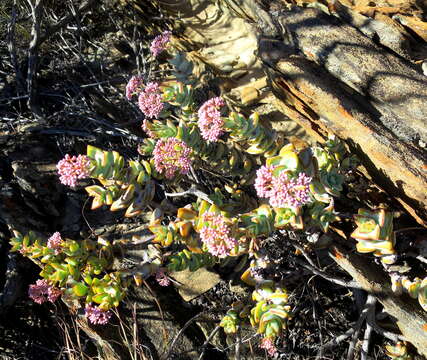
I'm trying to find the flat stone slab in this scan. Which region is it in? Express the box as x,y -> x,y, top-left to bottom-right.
171,268 -> 221,302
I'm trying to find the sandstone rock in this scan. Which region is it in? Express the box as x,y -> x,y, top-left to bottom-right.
277,7 -> 427,145
171,268 -> 221,301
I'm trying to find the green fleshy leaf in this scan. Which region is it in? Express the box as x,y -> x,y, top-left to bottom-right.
73,283 -> 88,297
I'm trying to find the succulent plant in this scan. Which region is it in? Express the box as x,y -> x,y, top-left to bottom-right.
220,302 -> 252,335
138,138 -> 157,156
351,208 -> 397,264
10,230 -> 129,313
307,200 -> 339,232
149,206 -> 200,249
209,185 -> 258,214
166,249 -> 217,272
162,80 -> 195,117
391,275 -> 427,312
80,272 -> 127,311
385,342 -> 412,360
84,145 -> 156,217
220,309 -> 240,334
224,112 -> 281,157
249,282 -> 291,339
167,52 -> 195,85
240,205 -> 275,238
85,145 -> 155,217
257,139 -> 353,232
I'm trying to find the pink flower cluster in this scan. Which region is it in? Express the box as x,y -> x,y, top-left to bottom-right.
47,232 -> 63,255
255,166 -> 312,209
254,165 -> 275,198
126,75 -> 144,100
85,304 -> 112,325
138,82 -> 164,119
153,138 -> 192,179
57,154 -> 91,188
198,97 -> 226,142
259,337 -> 278,357
199,212 -> 237,257
155,268 -> 170,287
28,279 -> 62,304
150,31 -> 172,57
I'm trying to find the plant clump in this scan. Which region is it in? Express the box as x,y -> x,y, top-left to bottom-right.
7,27 -> 426,360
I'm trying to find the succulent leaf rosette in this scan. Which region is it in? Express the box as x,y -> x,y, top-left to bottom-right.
249,282 -> 291,354
220,309 -> 240,334
220,302 -> 251,335
385,342 -> 413,360
224,112 -> 280,157
57,146 -> 156,217
391,275 -> 427,312
351,208 -> 397,264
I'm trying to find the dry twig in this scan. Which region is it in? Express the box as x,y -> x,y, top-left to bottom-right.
197,325 -> 222,360
165,312 -> 206,359
164,186 -> 214,204
7,0 -> 25,95
36,0 -> 96,48
26,0 -> 44,119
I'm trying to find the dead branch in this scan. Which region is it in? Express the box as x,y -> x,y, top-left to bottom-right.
26,0 -> 44,120
360,295 -> 375,360
317,327 -> 355,357
235,328 -> 241,360
346,300 -> 369,360
295,258 -> 362,289
7,0 -> 25,95
164,186 -> 214,204
165,312 -> 206,360
269,54 -> 427,225
366,300 -> 405,343
36,0 -> 96,48
330,243 -> 427,356
197,325 -> 222,360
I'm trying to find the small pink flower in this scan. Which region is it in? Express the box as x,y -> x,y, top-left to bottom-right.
260,337 -> 278,357
85,304 -> 112,325
57,154 -> 91,188
29,279 -> 62,304
199,212 -> 237,257
153,138 -> 192,179
29,279 -> 49,304
150,31 -> 172,57
198,97 -> 226,142
269,172 -> 312,209
126,75 -> 144,100
254,165 -> 276,199
138,82 -> 164,119
47,232 -> 63,254
47,287 -> 62,303
155,268 -> 170,287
